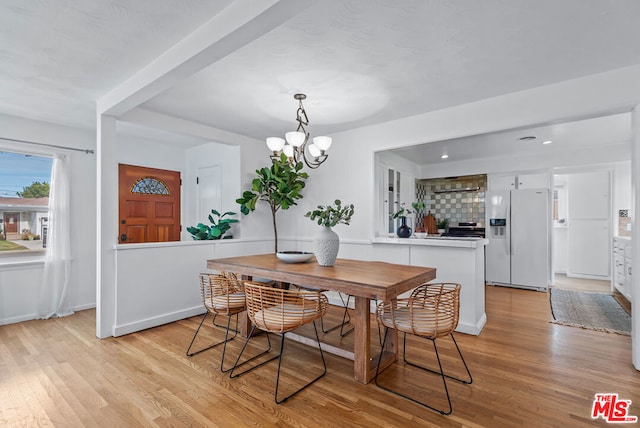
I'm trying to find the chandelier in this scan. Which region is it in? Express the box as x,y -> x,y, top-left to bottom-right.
266,93 -> 332,169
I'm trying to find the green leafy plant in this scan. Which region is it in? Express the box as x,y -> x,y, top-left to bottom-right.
305,199 -> 355,228
437,218 -> 449,230
236,154 -> 309,252
390,201 -> 425,219
187,209 -> 238,240
17,181 -> 50,198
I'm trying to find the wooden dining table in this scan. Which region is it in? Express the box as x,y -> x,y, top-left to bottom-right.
207,253 -> 436,384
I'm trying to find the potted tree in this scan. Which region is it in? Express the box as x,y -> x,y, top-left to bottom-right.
236,154 -> 309,253
305,199 -> 355,266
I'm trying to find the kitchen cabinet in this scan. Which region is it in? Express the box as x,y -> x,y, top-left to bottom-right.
488,172 -> 549,190
613,237 -> 632,301
488,174 -> 516,190
517,173 -> 550,189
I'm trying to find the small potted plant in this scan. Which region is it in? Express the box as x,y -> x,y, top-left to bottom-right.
390,201 -> 425,238
305,199 -> 355,266
437,218 -> 449,234
187,209 -> 238,240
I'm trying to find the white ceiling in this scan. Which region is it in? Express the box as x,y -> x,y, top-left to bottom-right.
1,0 -> 640,156
388,112 -> 632,165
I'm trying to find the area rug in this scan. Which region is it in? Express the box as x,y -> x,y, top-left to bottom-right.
549,288 -> 631,336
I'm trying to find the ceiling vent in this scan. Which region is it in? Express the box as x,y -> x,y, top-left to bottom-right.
518,136 -> 536,141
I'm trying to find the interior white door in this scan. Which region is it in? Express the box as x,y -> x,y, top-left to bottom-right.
568,219 -> 610,276
197,165 -> 221,222
567,171 -> 611,278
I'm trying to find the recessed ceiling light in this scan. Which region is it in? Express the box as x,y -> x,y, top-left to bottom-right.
542,140 -> 552,145
441,154 -> 449,159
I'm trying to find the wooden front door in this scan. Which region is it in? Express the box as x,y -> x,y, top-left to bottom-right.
3,212 -> 19,235
118,164 -> 181,244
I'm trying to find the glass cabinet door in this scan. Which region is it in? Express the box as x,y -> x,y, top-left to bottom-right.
387,168 -> 401,234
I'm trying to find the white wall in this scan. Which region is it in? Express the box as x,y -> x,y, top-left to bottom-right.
112,238 -> 274,336
0,113 -> 96,325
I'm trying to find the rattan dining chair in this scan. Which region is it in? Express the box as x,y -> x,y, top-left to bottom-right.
230,281 -> 329,404
292,284 -> 354,337
374,282 -> 472,415
186,272 -> 246,372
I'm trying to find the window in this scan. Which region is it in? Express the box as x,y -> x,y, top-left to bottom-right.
0,151 -> 53,255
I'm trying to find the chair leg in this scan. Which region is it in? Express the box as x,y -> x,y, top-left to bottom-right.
186,312 -> 238,357
275,320 -> 327,404
402,333 -> 473,385
212,313 -> 240,334
319,293 -> 354,336
450,334 -> 473,384
375,327 -> 464,415
219,314 -> 240,373
229,325 -> 277,378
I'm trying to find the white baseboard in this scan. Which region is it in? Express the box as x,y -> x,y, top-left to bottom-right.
112,306 -> 204,337
456,313 -> 486,336
566,273 -> 611,281
73,303 -> 96,312
0,303 -> 97,326
0,313 -> 38,326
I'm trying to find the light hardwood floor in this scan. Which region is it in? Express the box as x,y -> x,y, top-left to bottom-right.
1,285 -> 638,427
552,274 -> 611,293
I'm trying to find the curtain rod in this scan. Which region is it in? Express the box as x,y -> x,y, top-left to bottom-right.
0,136 -> 95,154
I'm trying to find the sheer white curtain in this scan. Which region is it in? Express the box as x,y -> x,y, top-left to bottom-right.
38,154 -> 73,318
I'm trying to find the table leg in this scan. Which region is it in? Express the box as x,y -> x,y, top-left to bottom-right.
353,296 -> 371,383
353,296 -> 398,383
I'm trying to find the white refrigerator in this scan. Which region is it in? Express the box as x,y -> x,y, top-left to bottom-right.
485,188 -> 550,291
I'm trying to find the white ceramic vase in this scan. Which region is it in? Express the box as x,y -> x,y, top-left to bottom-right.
314,226 -> 339,266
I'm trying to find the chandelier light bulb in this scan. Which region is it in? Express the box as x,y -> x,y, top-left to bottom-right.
313,136 -> 332,152
285,131 -> 306,147
266,137 -> 285,152
283,144 -> 295,158
308,143 -> 321,158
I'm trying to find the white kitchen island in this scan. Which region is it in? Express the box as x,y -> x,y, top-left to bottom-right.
372,236 -> 488,335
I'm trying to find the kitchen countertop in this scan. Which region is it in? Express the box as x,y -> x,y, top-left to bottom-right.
373,236 -> 488,248
614,236 -> 631,241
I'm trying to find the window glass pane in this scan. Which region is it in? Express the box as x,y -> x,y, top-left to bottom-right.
131,177 -> 170,195
0,151 -> 52,255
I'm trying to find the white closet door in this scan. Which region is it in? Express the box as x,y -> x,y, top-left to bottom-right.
567,171 -> 611,277
197,165 -> 221,222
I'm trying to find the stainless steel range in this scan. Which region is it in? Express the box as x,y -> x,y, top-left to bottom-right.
441,222 -> 485,238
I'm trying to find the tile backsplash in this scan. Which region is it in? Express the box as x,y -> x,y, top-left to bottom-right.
416,174 -> 487,226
